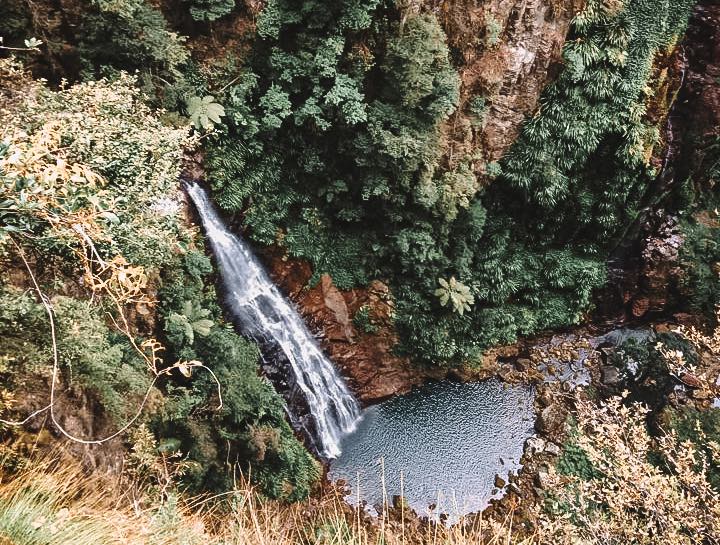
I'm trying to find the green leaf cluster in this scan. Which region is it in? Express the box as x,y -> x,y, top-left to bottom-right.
186,95 -> 225,130
435,277 -> 474,316
184,0 -> 235,21
166,300 -> 214,347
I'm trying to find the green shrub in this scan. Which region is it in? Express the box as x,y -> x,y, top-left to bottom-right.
156,251 -> 319,500
0,288 -> 151,424
0,63 -> 192,269
608,332 -> 696,406
184,0 -> 235,21
484,15 -> 502,47
353,305 -> 378,334
678,215 -> 720,321
557,423 -> 602,481
80,0 -> 189,78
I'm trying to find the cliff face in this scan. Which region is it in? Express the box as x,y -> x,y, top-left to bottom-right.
675,1 -> 720,186
629,0 -> 720,319
266,252 -> 433,403
436,0 -> 585,171
252,0 -> 591,401
267,0 -> 720,399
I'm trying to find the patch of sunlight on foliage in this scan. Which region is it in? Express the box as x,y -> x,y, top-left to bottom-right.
435,277 -> 474,316
0,288 -> 153,425
0,57 -> 195,268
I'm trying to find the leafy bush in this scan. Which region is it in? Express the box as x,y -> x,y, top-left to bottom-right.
156,251 -> 320,500
0,60 -> 193,268
678,212 -> 720,321
484,14 -> 502,47
0,288 -> 151,423
663,406 -> 720,492
184,0 -> 235,21
557,436 -> 601,481
353,305 -> 378,334
608,332 -> 695,405
79,0 -> 189,79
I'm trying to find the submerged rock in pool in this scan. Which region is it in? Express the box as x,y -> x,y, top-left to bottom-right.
329,379 -> 535,519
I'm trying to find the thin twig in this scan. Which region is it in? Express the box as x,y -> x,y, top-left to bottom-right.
1,238 -> 223,445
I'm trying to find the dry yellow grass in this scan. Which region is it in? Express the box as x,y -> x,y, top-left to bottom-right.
0,457 -> 533,545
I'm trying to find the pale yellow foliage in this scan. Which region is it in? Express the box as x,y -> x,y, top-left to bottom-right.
539,393 -> 720,544
652,308 -> 720,396
0,59 -> 220,444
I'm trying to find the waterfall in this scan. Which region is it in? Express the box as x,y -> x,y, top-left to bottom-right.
185,182 -> 360,459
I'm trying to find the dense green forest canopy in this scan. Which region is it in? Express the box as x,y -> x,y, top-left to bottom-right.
2,0 -> 715,368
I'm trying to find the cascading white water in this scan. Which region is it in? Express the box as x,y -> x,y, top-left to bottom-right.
185,182 -> 360,459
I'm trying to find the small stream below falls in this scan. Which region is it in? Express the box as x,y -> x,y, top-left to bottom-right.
330,380 -> 535,519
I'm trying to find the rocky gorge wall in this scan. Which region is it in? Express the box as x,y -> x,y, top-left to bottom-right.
434,0 -> 585,173
260,0 -> 720,401
3,0 -> 720,496
627,0 -> 720,321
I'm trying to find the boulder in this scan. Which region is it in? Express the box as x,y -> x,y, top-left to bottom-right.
524,437 -> 545,456
536,403 -> 567,436
515,358 -> 533,372
535,470 -> 553,489
320,274 -> 354,342
545,442 -> 562,457
601,365 -> 620,386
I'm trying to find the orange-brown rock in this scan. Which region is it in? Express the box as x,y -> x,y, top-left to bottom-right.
319,275 -> 354,342
434,0 -> 585,171
679,372 -> 703,389
265,251 -> 434,403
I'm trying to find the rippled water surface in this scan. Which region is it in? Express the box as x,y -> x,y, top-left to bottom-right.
329,380 -> 535,518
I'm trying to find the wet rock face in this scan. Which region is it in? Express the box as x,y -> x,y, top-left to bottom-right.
597,1 -> 720,322
435,0 -> 585,168
264,251 -> 434,403
631,214 -> 684,318
627,2 -> 720,318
